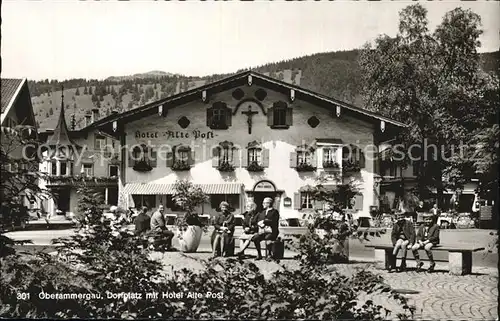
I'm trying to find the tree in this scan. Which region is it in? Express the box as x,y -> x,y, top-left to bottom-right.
49,108 -> 53,116
83,86 -> 88,95
359,4 -> 499,204
88,86 -> 93,95
75,88 -> 80,96
1,125 -> 50,238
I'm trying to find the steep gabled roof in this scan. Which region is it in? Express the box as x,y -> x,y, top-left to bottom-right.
89,70 -> 407,131
1,78 -> 24,114
46,90 -> 80,148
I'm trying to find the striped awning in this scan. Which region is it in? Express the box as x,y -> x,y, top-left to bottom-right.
122,183 -> 242,195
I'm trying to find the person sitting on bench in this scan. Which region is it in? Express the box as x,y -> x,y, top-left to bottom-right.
411,213 -> 440,272
150,205 -> 175,250
236,201 -> 259,257
251,197 -> 279,261
135,206 -> 151,236
391,212 -> 415,272
211,201 -> 235,257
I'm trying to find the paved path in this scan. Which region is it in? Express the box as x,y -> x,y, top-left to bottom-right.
151,248 -> 498,320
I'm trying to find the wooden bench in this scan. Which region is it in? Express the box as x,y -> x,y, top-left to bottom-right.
236,235 -> 293,259
365,244 -> 485,275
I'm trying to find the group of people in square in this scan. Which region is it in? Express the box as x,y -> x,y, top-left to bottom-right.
391,211 -> 440,272
128,196 -> 281,258
211,197 -> 280,260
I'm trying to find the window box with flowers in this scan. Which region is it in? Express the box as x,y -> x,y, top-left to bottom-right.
296,162 -> 317,172
129,144 -> 157,172
342,160 -> 361,172
133,160 -> 153,172
341,144 -> 365,173
291,145 -> 317,172
244,141 -> 269,172
246,161 -> 264,172
323,160 -> 340,169
217,161 -> 235,172
171,160 -> 191,171
213,141 -> 238,172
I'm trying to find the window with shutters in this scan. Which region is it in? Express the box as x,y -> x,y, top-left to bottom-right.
342,144 -> 365,172
268,101 -> 292,129
300,192 -> 314,209
130,144 -> 156,171
109,165 -> 118,177
290,145 -> 317,171
248,148 -> 261,164
244,141 -> 268,171
83,163 -> 94,176
94,134 -> 106,150
297,151 -> 312,165
322,147 -> 340,168
207,102 -> 232,130
214,141 -> 236,172
274,107 -> 286,126
170,145 -> 193,171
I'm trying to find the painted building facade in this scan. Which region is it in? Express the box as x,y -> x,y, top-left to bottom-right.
92,71 -> 405,218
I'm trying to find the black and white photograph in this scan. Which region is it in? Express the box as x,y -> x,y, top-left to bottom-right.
0,0 -> 498,319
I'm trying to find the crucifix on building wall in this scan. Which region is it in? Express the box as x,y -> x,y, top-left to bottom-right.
242,105 -> 258,134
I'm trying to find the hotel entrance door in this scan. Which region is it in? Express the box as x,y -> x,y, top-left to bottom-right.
251,180 -> 280,213
253,192 -> 277,213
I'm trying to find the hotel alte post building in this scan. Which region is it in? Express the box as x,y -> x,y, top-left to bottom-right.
88,71 -> 406,218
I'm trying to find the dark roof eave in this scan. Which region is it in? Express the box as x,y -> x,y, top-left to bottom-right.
87,70 -> 408,130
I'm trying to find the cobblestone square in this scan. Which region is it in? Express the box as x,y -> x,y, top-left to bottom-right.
152,249 -> 498,320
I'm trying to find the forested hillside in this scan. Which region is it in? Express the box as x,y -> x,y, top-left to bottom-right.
29,49 -> 498,130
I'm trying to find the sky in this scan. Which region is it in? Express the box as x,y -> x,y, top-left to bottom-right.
2,1 -> 499,81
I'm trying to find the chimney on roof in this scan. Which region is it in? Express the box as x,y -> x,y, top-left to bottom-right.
85,114 -> 92,127
91,108 -> 99,123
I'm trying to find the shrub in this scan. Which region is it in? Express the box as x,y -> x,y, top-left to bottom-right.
172,180 -> 209,230
1,187 -> 412,319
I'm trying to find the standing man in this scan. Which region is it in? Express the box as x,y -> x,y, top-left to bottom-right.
390,212 -> 416,272
150,205 -> 174,250
251,197 -> 280,260
411,213 -> 440,272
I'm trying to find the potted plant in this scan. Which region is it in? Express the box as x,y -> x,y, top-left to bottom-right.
217,161 -> 235,172
246,161 -> 264,172
172,180 -> 209,253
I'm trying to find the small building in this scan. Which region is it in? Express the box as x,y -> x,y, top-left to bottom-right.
378,141 -> 479,213
1,78 -> 38,208
90,71 -> 406,218
38,89 -> 120,216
